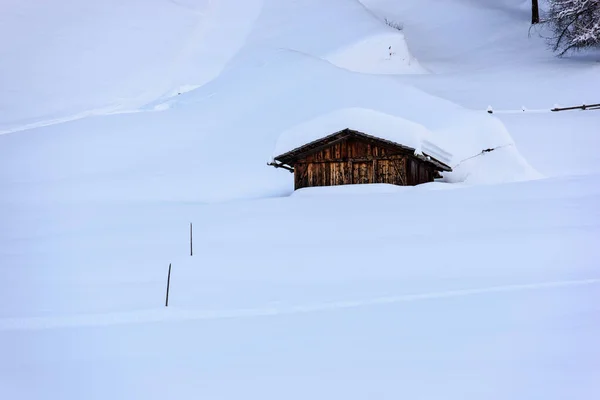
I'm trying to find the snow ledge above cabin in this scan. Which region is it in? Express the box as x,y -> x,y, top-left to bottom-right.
271,108 -> 453,165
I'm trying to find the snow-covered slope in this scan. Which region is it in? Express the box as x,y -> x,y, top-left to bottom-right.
0,0 -> 262,133
360,0 -> 600,179
1,0 -> 599,399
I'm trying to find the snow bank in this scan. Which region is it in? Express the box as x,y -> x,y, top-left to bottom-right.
291,181 -> 460,197
272,107 -> 452,165
291,183 -> 409,197
446,146 -> 545,185
324,32 -> 427,75
427,112 -> 545,185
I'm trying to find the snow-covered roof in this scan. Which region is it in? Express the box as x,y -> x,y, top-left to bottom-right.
272,108 -> 453,166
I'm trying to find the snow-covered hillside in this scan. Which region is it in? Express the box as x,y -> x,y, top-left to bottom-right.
0,0 -> 263,133
1,0 -> 599,399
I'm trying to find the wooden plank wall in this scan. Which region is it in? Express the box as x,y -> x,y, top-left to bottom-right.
377,158 -> 407,186
293,137 -> 435,190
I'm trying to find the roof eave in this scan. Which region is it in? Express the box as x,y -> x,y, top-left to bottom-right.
273,128 -> 453,171
273,128 -> 351,164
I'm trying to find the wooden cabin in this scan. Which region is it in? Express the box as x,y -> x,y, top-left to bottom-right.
269,128 -> 452,190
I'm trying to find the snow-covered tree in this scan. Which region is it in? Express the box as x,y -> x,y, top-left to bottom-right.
544,0 -> 600,56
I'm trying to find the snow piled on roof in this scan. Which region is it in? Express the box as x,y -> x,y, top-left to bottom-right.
272,107 -> 452,165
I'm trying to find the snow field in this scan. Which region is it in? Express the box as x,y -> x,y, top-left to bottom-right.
1,0 -> 600,399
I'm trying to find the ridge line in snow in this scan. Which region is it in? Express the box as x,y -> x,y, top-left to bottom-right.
1,278 -> 598,332
0,107 -> 144,136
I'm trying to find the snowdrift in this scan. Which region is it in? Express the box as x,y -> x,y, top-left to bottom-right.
324,32 -> 427,74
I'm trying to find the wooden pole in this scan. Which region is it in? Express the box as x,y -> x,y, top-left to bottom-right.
165,263 -> 172,307
190,222 -> 193,256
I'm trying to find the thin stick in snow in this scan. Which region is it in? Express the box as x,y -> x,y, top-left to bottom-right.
165,263 -> 172,307
190,222 -> 193,256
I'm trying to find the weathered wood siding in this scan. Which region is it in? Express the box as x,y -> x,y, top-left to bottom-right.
293,137 -> 435,190
376,158 -> 406,185
352,161 -> 372,184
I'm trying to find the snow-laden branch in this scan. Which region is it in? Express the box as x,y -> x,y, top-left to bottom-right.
543,0 -> 600,55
